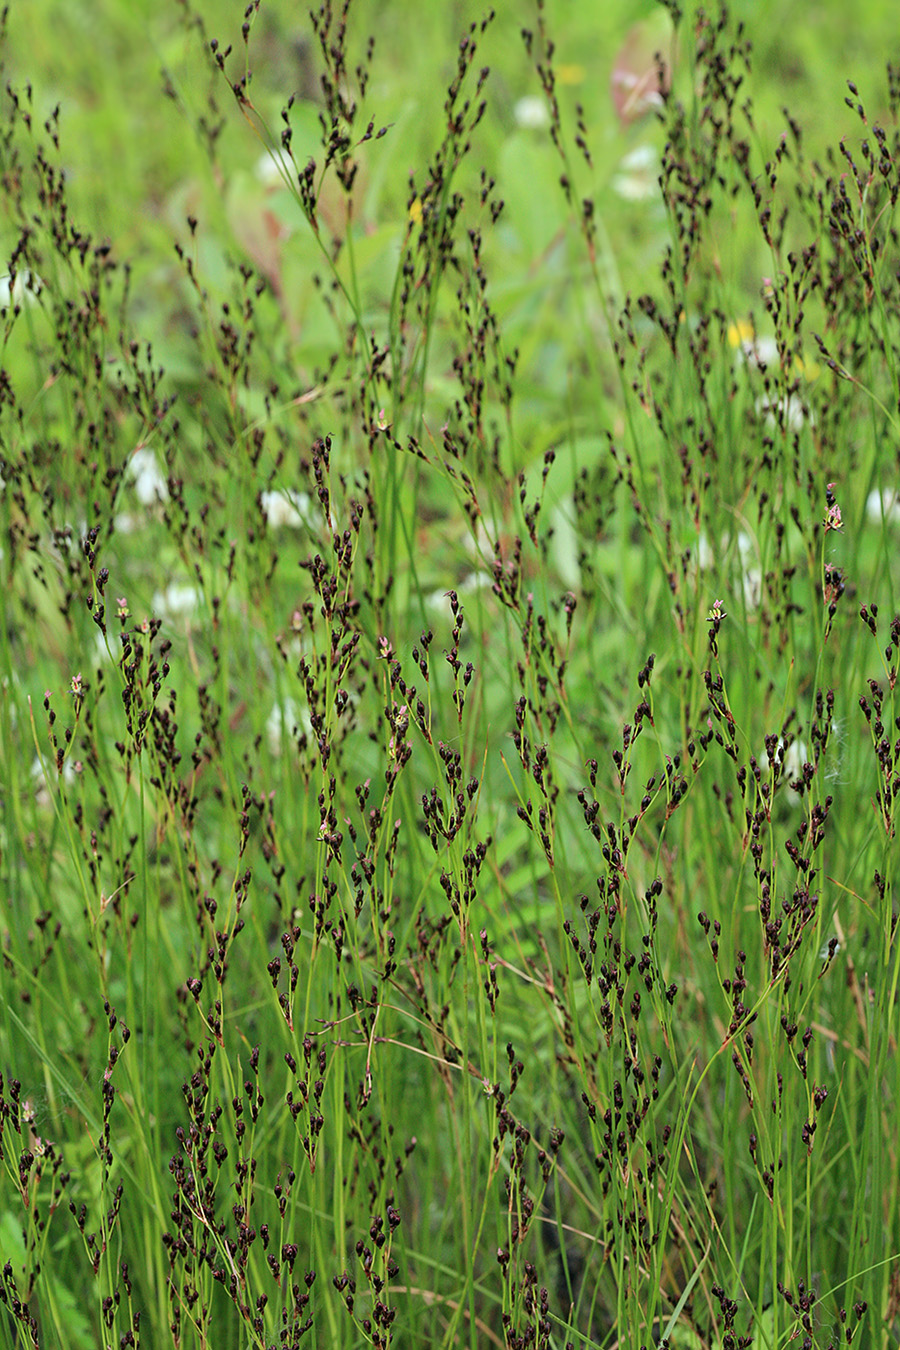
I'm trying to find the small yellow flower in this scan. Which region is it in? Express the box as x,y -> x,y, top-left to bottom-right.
727,319 -> 755,347
793,353 -> 820,381
557,63 -> 586,85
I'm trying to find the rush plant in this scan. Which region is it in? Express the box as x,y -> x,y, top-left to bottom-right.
1,3 -> 900,1348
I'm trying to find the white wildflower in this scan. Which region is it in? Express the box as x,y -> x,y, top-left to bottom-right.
270,701 -> 294,747
94,632 -> 113,665
738,333 -> 780,369
694,530 -> 761,610
735,532 -> 762,609
741,566 -> 762,609
735,532 -> 754,561
266,697 -> 312,756
824,719 -> 845,784
126,447 -> 168,506
695,532 -> 715,570
260,489 -> 312,530
31,753 -> 78,807
0,269 -> 42,309
611,144 -> 658,202
551,499 -> 580,589
152,582 -> 201,619
760,737 -> 807,806
865,488 -> 900,526
513,96 -> 551,130
255,147 -> 294,188
755,393 -> 810,433
782,738 -> 808,782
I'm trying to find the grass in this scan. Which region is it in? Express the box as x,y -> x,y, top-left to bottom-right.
2,1 -> 900,1347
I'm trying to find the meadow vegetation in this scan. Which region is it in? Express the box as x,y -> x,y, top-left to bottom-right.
3,1 -> 900,1347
